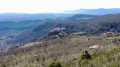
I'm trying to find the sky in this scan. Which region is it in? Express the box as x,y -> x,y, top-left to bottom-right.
0,0 -> 120,13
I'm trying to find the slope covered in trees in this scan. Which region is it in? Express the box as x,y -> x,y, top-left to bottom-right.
4,13 -> 120,49
67,14 -> 98,21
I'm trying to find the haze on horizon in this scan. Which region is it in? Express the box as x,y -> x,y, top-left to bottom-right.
0,0 -> 120,13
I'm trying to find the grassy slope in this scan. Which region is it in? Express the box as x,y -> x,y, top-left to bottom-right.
0,35 -> 120,67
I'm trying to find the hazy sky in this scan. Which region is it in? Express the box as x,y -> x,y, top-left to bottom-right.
0,0 -> 120,13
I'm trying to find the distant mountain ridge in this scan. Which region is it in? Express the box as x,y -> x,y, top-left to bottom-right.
65,8 -> 120,15
0,13 -> 73,21
67,14 -> 98,21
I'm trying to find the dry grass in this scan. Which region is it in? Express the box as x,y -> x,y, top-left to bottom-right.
0,35 -> 117,67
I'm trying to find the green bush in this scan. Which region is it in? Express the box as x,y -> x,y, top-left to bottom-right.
47,61 -> 62,67
80,50 -> 91,60
2,64 -> 6,67
118,39 -> 120,41
112,39 -> 118,43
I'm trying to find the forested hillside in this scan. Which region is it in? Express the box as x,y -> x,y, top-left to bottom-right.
6,13 -> 120,47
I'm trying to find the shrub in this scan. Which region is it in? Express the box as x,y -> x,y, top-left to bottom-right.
47,61 -> 62,67
80,50 -> 91,60
2,64 -> 6,67
112,39 -> 118,43
118,39 -> 120,41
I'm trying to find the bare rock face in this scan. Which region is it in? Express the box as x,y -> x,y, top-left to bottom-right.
89,45 -> 99,49
50,27 -> 65,32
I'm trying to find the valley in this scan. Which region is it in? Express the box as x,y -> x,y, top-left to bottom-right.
0,13 -> 73,50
